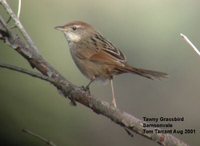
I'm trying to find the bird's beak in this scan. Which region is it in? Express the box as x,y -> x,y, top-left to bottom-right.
54,25 -> 65,31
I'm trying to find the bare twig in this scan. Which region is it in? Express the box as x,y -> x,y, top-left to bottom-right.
0,0 -> 38,53
17,0 -> 21,18
22,129 -> 57,146
0,62 -> 55,83
180,33 -> 200,56
0,1 -> 190,146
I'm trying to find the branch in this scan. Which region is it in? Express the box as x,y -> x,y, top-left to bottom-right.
0,0 -> 38,53
180,33 -> 200,56
22,129 -> 57,146
0,1 -> 190,146
0,62 -> 55,83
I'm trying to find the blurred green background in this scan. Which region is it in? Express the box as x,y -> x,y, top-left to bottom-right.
0,0 -> 200,145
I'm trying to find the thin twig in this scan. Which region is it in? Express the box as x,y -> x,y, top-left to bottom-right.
180,33 -> 200,56
0,0 -> 38,53
0,62 -> 55,83
17,0 -> 21,18
22,129 -> 57,146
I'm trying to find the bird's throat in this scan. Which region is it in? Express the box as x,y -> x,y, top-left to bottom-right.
64,32 -> 81,42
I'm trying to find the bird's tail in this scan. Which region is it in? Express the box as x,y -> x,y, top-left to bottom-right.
123,64 -> 168,80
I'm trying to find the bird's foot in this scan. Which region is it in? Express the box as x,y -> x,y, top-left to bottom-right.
81,85 -> 91,94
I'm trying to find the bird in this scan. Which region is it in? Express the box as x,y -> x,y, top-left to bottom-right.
55,21 -> 167,108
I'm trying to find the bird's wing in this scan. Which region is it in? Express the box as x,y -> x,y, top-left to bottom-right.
89,50 -> 123,65
88,33 -> 127,65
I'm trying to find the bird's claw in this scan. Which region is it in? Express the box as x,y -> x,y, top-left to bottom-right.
81,85 -> 91,94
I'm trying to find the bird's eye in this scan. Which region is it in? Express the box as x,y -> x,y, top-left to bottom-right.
72,26 -> 77,31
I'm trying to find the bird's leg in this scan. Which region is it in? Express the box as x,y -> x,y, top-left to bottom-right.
110,79 -> 117,108
85,79 -> 94,90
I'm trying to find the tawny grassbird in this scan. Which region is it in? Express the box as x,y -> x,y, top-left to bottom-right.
55,21 -> 167,108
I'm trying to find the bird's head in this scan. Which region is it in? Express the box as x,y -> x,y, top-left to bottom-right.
55,21 -> 96,42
